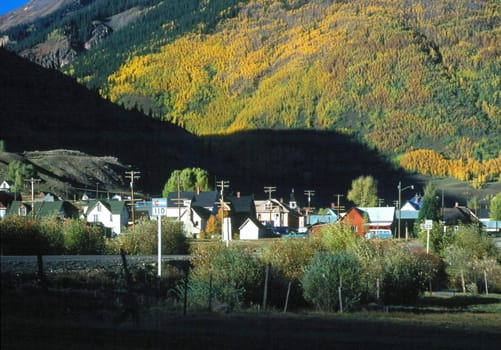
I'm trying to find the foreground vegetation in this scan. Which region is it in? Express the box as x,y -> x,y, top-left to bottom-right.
1,215 -> 500,312
2,215 -> 500,348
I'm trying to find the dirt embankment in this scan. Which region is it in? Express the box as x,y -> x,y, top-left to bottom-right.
0,149 -> 129,198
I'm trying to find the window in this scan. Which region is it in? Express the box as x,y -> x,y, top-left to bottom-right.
93,214 -> 99,222
97,203 -> 102,212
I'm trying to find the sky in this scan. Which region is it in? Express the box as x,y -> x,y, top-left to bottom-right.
0,0 -> 30,16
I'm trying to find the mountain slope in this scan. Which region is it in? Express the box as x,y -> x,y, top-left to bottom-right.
2,0 -> 499,163
0,47 -> 411,204
0,47 -> 200,193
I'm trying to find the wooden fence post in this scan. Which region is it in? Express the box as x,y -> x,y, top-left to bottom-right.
262,263 -> 269,312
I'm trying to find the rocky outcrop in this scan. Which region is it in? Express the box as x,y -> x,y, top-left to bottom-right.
20,37 -> 76,68
84,21 -> 112,50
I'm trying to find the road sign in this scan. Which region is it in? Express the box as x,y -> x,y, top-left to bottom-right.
424,219 -> 433,230
152,198 -> 167,208
152,206 -> 168,216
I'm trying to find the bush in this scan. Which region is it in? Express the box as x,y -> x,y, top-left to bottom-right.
63,219 -> 106,255
38,218 -> 65,254
302,251 -> 362,312
442,224 -> 500,292
0,216 -> 48,255
185,246 -> 264,307
118,217 -> 189,255
260,237 -> 324,309
380,246 -> 432,304
320,223 -> 364,252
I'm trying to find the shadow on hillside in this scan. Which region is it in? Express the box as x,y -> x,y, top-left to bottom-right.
1,48 -> 418,204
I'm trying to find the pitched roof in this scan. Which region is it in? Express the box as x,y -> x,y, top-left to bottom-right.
87,200 -> 126,215
7,200 -> 77,218
227,194 -> 254,213
193,191 -> 219,208
358,207 -> 396,224
443,206 -> 478,225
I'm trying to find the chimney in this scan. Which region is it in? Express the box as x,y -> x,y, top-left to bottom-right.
237,191 -> 240,198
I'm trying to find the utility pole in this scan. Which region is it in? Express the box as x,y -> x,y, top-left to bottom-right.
217,180 -> 230,245
397,181 -> 414,239
304,190 -> 315,215
264,186 -> 276,224
333,194 -> 344,217
25,177 -> 41,218
125,170 -> 140,229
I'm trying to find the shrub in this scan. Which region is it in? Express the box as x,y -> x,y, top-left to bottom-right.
442,224 -> 500,292
185,246 -> 264,307
302,251 -> 362,312
0,216 -> 48,255
63,219 -> 106,255
38,218 -> 65,254
320,223 -> 364,253
118,217 -> 189,255
380,245 -> 432,304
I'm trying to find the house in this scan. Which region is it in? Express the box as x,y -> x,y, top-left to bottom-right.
226,192 -> 256,236
401,194 -> 422,211
477,207 -> 501,235
35,192 -> 61,202
188,190 -> 220,237
307,208 -> 338,226
255,198 -> 301,231
0,180 -> 13,191
239,217 -> 274,240
158,190 -> 220,238
83,200 -> 129,235
340,207 -> 395,237
6,200 -> 78,219
0,191 -> 15,220
0,202 -> 7,219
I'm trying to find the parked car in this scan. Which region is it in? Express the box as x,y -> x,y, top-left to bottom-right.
282,231 -> 308,239
365,229 -> 392,239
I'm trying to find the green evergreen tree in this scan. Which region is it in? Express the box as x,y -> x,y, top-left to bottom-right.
6,161 -> 36,191
418,182 -> 441,222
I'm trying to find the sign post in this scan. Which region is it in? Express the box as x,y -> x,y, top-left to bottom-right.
424,219 -> 433,254
152,198 -> 168,276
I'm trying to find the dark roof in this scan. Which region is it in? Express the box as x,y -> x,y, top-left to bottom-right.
226,194 -> 254,213
193,191 -> 219,208
167,191 -> 195,207
443,206 -> 478,225
7,200 -> 78,218
192,206 -> 211,220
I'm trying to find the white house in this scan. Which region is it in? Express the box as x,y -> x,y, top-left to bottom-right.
0,180 -> 13,192
84,200 -> 129,235
255,198 -> 301,230
239,217 -> 269,240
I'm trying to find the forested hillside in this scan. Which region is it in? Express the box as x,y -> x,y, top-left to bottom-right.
2,0 -> 500,187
